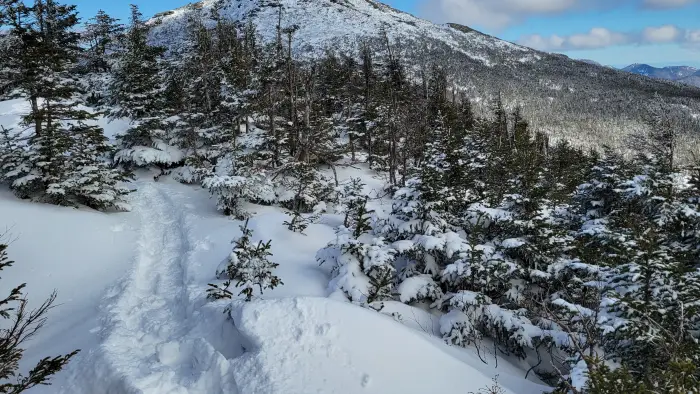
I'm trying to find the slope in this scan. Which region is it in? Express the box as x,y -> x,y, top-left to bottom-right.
149,0 -> 700,149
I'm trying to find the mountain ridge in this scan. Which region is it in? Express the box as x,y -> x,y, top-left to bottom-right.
622,63 -> 700,87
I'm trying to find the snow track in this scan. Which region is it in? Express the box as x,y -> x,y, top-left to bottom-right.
63,183 -> 238,394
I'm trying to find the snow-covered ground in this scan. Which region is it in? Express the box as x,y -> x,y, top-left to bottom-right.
0,99 -> 548,393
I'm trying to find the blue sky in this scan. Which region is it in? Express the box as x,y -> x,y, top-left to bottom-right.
71,0 -> 700,68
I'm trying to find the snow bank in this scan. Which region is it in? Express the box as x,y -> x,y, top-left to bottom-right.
0,190 -> 138,390
228,297 -> 523,394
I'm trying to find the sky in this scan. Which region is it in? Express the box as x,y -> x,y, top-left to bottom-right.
70,0 -> 700,68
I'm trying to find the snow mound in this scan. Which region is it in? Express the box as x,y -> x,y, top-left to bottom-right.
228,297 -> 519,394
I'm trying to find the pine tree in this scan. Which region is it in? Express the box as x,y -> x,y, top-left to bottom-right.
83,9 -> 123,73
62,121 -> 131,210
0,127 -> 35,198
0,0 -> 128,208
317,198 -> 396,305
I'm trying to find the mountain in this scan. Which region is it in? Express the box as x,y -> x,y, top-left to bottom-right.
150,0 -> 700,147
679,70 -> 700,88
623,63 -> 700,85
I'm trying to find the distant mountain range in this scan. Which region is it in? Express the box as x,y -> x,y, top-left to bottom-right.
622,64 -> 700,87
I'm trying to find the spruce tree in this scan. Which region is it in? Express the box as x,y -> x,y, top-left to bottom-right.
215,220 -> 282,301
0,0 -> 129,209
63,121 -> 131,210
111,5 -> 177,169
83,9 -> 123,73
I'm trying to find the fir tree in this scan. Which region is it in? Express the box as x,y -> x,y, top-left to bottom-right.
215,220 -> 282,301
63,121 -> 131,210
83,9 -> 123,73
0,0 -> 128,208
111,5 -> 178,169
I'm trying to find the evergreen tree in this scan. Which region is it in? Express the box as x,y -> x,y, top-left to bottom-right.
83,9 -> 123,73
215,220 -> 282,301
111,5 -> 178,169
63,121 -> 131,210
0,0 -> 129,209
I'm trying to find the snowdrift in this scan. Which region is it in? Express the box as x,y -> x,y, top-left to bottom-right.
227,297 -> 542,394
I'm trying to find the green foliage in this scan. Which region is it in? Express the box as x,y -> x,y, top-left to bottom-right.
0,0 -> 129,209
216,220 -> 282,301
577,357 -> 700,394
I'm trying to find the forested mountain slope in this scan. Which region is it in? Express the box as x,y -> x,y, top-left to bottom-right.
149,0 -> 700,149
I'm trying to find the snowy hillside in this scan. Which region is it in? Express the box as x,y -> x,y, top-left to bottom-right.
150,0 -> 535,66
3,1 -> 699,392
146,0 -> 700,150
0,97 -> 549,393
622,63 -> 698,80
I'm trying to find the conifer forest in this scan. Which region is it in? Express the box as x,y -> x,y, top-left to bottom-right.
0,0 -> 699,393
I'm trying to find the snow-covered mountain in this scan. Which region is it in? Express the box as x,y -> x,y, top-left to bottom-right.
148,0 -> 700,146
679,70 -> 700,88
622,63 -> 700,86
151,0 -> 536,64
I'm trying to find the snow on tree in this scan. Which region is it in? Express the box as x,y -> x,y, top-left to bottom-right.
213,219 -> 282,301
111,5 -> 179,169
0,0 -> 129,209
318,196 -> 396,305
82,9 -> 124,73
62,121 -> 131,211
203,144 -> 276,219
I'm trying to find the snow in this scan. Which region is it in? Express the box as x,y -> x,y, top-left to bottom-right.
229,297 -> 526,394
398,274 -> 443,303
0,189 -> 138,384
0,99 -> 551,394
150,0 -> 536,69
0,177 -> 546,394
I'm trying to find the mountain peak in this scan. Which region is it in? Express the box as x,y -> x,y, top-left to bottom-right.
150,0 -> 535,65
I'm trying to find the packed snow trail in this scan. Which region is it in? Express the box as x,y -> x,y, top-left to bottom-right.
62,183 -> 239,394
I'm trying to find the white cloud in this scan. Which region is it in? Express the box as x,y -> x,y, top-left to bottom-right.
568,28 -> 630,49
684,29 -> 700,49
642,25 -> 682,43
518,25 -> 700,51
420,0 -> 579,29
643,0 -> 697,9
419,0 -> 696,29
519,28 -> 630,50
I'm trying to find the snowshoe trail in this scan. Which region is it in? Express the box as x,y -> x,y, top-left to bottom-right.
64,183 -> 237,394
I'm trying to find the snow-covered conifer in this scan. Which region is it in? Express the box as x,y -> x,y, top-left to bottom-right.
111,5 -> 179,169
216,220 -> 282,301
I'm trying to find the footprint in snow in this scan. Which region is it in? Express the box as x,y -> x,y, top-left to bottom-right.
361,374 -> 371,388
